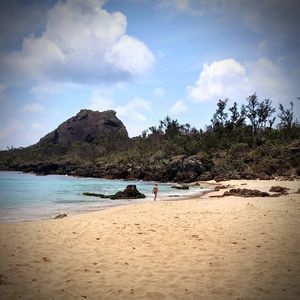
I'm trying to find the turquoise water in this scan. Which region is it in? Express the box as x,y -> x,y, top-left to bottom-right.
0,171 -> 207,223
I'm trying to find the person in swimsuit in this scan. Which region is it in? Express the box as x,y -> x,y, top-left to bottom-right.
152,183 -> 158,201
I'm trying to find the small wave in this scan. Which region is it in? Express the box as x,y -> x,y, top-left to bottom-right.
55,199 -> 103,204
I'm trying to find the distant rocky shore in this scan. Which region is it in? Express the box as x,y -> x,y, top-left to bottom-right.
1,156 -> 297,183
1,109 -> 299,182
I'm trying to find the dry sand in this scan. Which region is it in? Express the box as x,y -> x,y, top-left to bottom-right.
0,179 -> 300,300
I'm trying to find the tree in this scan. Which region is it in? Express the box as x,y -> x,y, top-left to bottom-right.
257,98 -> 276,129
245,94 -> 259,133
211,98 -> 228,131
278,102 -> 295,130
245,94 -> 276,132
228,102 -> 246,129
158,116 -> 180,137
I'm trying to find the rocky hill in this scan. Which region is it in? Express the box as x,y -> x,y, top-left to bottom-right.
39,109 -> 129,146
0,105 -> 299,182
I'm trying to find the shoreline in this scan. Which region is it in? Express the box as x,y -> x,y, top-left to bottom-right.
0,171 -> 214,224
1,179 -> 300,300
0,185 -> 213,224
0,177 -> 297,224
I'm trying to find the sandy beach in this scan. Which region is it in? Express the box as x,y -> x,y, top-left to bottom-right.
0,179 -> 300,300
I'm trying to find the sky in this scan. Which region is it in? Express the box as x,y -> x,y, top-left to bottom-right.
0,0 -> 299,149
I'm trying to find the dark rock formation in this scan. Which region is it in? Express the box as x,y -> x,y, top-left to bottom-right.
269,186 -> 289,195
54,214 -> 67,219
39,109 -> 129,147
83,185 -> 145,200
164,155 -> 209,182
113,185 -> 145,199
214,185 -> 227,191
82,192 -> 106,198
171,184 -> 189,190
223,188 -> 270,197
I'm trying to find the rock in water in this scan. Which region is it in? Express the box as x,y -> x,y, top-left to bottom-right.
83,185 -> 145,200
111,185 -> 145,199
38,109 -> 129,147
171,184 -> 189,190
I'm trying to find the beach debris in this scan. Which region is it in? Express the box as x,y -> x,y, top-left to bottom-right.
214,185 -> 227,191
171,184 -> 189,190
54,213 -> 67,219
269,186 -> 289,195
83,185 -> 145,199
0,274 -> 10,285
42,257 -> 51,262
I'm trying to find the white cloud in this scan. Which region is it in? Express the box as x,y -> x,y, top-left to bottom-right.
31,122 -> 44,130
161,0 -> 190,11
169,99 -> 188,115
89,96 -> 114,112
2,0 -> 154,84
30,82 -> 83,97
153,87 -> 165,98
22,102 -> 45,113
246,58 -> 289,97
106,35 -> 154,75
0,119 -> 23,140
88,89 -> 151,136
116,97 -> 151,123
187,57 -> 291,104
187,59 -> 248,102
157,0 -> 300,49
157,0 -> 202,14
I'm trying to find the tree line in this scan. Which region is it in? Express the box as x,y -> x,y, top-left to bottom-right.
133,93 -> 299,157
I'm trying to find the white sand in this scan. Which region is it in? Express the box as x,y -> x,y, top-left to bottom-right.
0,179 -> 300,300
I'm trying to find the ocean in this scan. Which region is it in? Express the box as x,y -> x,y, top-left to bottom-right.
0,171 -> 208,223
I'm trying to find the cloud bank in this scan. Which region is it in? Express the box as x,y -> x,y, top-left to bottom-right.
1,0 -> 154,85
187,58 -> 291,104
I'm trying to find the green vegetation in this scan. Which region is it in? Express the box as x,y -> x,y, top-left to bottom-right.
0,94 -> 299,181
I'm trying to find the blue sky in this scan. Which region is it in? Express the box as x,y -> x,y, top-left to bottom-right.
0,0 -> 299,149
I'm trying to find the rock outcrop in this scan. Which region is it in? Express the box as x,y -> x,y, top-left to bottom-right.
113,185 -> 146,199
83,185 -> 145,200
171,184 -> 189,190
54,214 -> 67,219
39,109 -> 129,146
223,188 -> 270,197
269,186 -> 289,195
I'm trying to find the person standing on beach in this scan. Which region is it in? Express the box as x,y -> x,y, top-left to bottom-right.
153,183 -> 158,201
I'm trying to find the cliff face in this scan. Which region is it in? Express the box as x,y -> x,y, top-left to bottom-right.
38,109 -> 129,146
